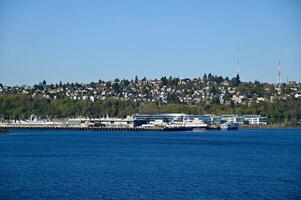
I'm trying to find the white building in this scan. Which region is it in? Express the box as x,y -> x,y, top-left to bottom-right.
221,115 -> 244,124
244,115 -> 268,125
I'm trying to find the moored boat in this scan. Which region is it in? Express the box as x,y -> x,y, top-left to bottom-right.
183,118 -> 208,130
220,122 -> 239,130
206,124 -> 221,130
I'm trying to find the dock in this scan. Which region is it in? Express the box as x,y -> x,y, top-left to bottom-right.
0,125 -> 167,132
0,115 -> 227,132
0,124 -> 225,132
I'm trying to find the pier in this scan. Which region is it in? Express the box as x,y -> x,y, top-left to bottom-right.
0,124 -> 224,132
0,113 -> 244,132
0,124 -> 165,132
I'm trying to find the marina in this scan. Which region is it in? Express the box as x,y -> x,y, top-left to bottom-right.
0,123 -> 220,132
0,113 -> 268,132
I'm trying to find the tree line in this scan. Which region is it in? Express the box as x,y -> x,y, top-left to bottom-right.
0,93 -> 300,125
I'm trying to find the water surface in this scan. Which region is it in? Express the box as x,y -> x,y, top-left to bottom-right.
1,129 -> 300,199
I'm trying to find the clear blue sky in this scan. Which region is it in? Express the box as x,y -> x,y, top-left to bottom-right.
0,0 -> 300,86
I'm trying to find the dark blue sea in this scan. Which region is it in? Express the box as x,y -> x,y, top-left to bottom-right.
1,129 -> 301,200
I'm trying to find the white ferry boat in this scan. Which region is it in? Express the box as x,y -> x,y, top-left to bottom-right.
183,118 -> 208,130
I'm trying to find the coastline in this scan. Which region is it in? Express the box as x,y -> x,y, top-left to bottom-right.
240,123 -> 301,129
1,124 -> 300,133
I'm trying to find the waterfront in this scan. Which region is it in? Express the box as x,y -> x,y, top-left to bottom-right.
1,129 -> 301,199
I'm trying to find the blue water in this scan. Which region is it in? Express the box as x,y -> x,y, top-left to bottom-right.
0,129 -> 301,200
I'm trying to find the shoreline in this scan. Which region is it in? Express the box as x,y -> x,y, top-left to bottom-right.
1,125 -> 300,134
240,124 -> 301,129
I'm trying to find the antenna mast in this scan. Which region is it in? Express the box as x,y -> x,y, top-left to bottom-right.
278,50 -> 282,85
237,47 -> 240,76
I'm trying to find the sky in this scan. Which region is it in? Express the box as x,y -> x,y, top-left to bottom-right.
0,0 -> 300,86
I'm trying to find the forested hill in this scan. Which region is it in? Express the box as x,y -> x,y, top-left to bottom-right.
0,74 -> 300,125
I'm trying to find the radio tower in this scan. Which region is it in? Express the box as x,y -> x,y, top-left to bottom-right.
236,47 -> 240,76
278,50 -> 282,85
